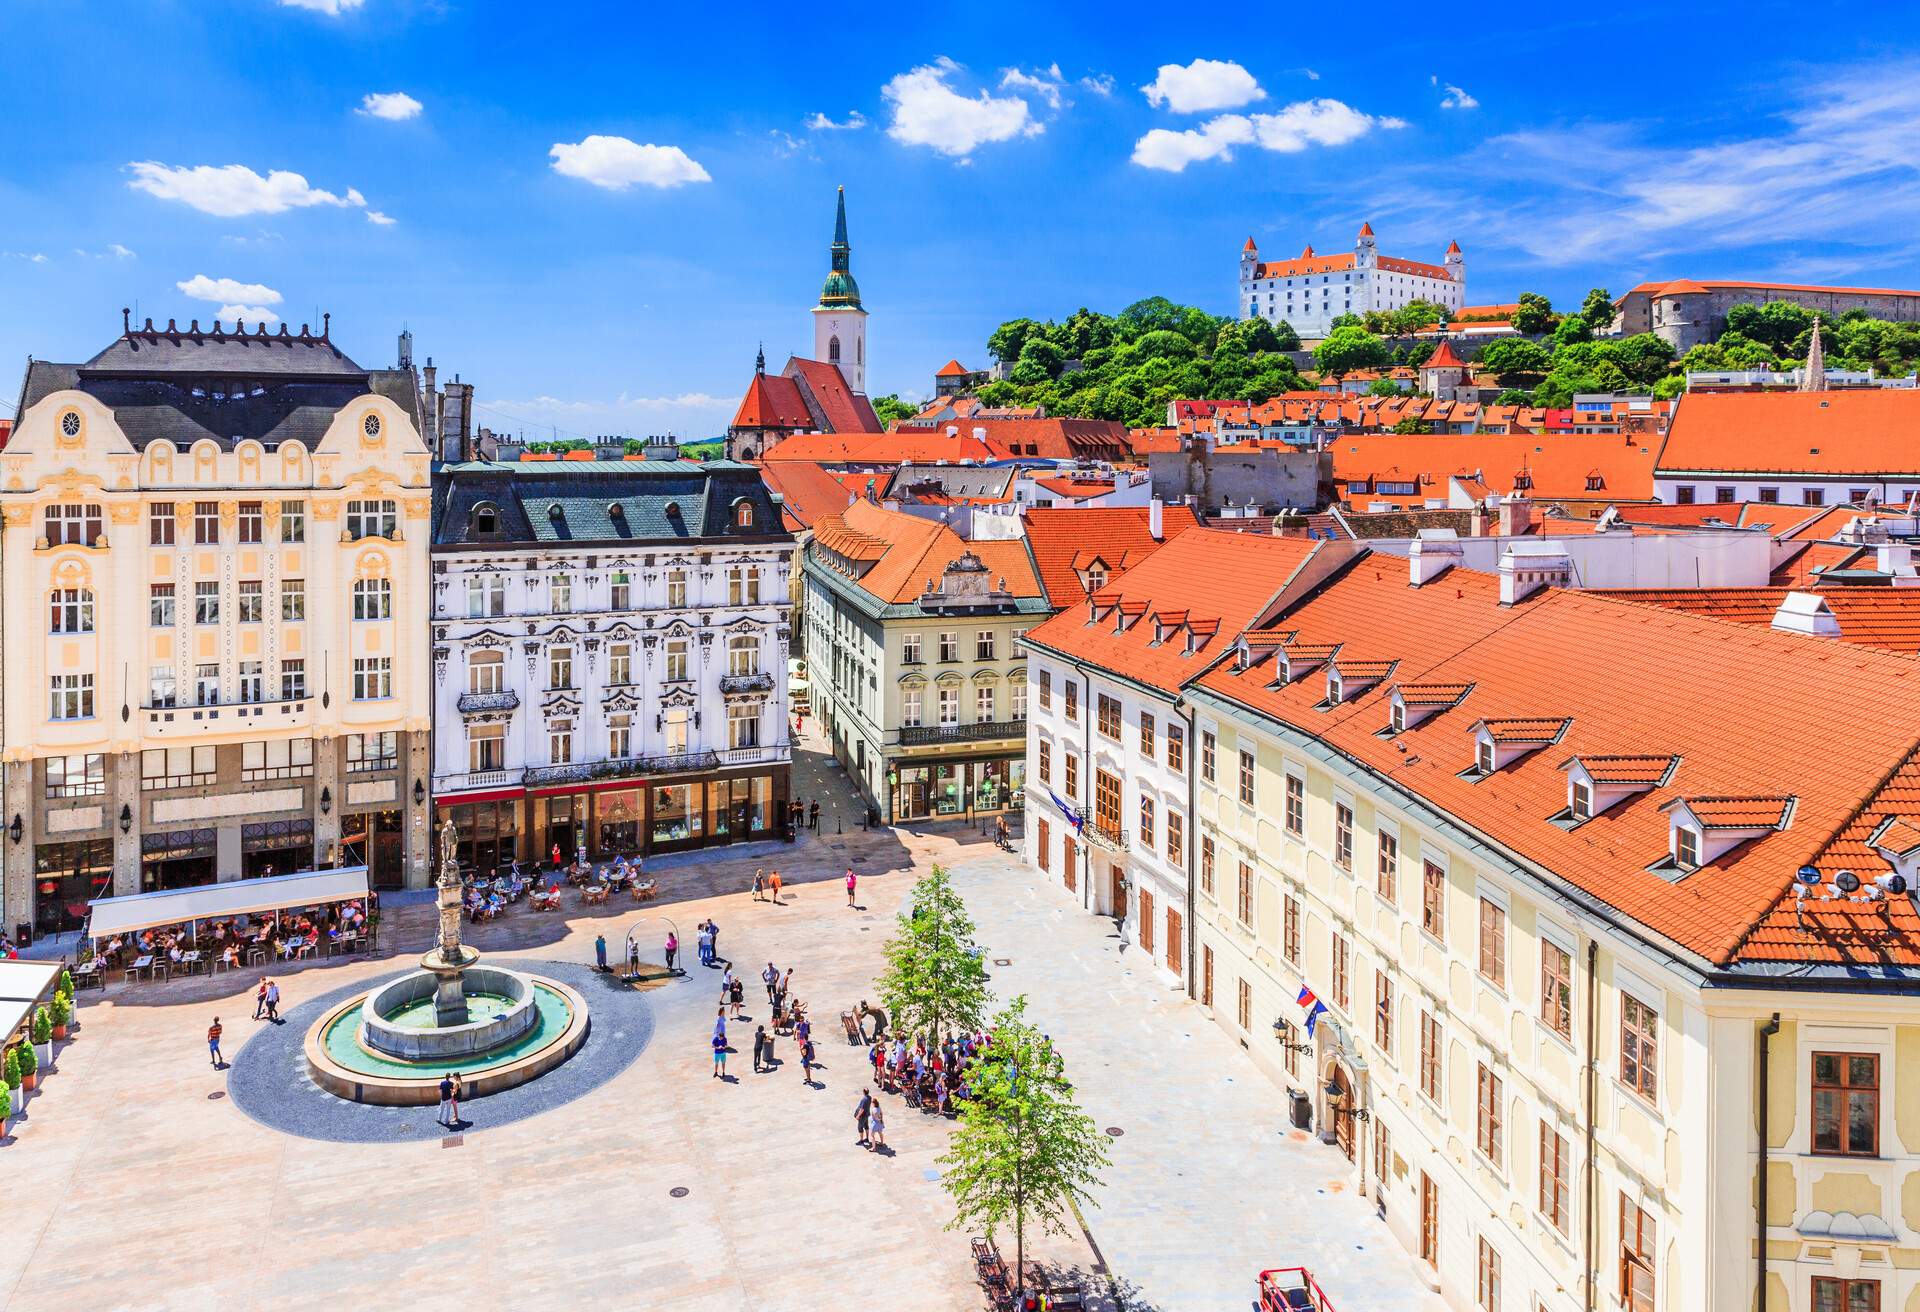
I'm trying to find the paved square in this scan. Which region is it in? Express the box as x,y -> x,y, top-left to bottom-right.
0,744 -> 1439,1312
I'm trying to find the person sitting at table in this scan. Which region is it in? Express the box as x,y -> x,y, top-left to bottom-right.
221,943 -> 240,970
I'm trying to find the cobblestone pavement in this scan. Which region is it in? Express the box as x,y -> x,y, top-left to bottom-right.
0,732 -> 1436,1311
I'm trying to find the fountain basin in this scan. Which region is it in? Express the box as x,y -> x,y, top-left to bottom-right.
360,965 -> 537,1061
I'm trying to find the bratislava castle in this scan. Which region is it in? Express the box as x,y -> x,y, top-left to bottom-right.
1239,223 -> 1465,338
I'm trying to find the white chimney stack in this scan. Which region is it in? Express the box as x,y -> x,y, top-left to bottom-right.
1408,530 -> 1464,587
1149,497 -> 1164,541
1772,591 -> 1843,637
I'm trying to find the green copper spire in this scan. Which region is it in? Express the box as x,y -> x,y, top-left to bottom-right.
818,185 -> 862,309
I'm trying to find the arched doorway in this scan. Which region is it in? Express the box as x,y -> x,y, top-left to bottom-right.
1326,1064 -> 1356,1161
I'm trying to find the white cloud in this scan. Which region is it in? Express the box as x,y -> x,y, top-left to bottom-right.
278,0 -> 363,13
177,274 -> 283,306
1001,63 -> 1066,110
549,135 -> 711,190
127,162 -> 370,218
1302,68 -> 1321,82
1141,58 -> 1265,114
365,209 -> 396,226
1433,77 -> 1479,110
882,57 -> 1038,158
805,111 -> 867,131
1132,98 -> 1403,171
357,91 -> 422,121
108,243 -> 136,259
1079,73 -> 1116,97
4,252 -> 49,264
216,305 -> 280,324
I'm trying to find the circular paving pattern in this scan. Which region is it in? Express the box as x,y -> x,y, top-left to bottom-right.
227,958 -> 655,1143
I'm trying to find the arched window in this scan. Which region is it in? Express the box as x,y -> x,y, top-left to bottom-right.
734,500 -> 754,529
828,335 -> 841,363
727,634 -> 760,677
471,501 -> 499,536
352,578 -> 392,621
468,650 -> 504,695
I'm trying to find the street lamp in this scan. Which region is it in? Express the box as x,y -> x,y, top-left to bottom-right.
119,803 -> 132,834
414,779 -> 426,807
319,786 -> 332,816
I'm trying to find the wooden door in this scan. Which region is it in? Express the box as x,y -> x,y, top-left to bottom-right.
1419,1172 -> 1438,1264
1138,889 -> 1154,953
1166,908 -> 1183,977
1037,819 -> 1050,874
1110,865 -> 1128,920
1062,837 -> 1077,891
1202,944 -> 1214,1007
1331,1066 -> 1356,1161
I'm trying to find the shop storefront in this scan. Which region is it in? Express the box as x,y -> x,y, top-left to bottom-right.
446,797 -> 521,875
141,827 -> 217,894
241,818 -> 315,880
889,757 -> 1026,823
33,838 -> 113,935
340,809 -> 404,890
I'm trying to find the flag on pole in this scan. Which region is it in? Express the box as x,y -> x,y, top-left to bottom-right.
1048,790 -> 1085,833
1295,985 -> 1327,1038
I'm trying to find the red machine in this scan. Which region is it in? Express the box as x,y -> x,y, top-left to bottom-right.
1258,1267 -> 1337,1312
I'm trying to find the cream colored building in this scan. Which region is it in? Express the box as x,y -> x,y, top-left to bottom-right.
1026,540 -> 1920,1312
0,317 -> 432,937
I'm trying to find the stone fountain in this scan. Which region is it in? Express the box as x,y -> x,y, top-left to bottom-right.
425,818 -> 481,1024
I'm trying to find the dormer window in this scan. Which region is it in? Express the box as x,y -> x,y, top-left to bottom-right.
1675,826 -> 1699,869
1085,567 -> 1106,594
471,501 -> 499,536
1477,739 -> 1496,775
1327,675 -> 1343,705
1571,780 -> 1592,821
734,500 -> 755,529
1390,702 -> 1405,733
1657,796 -> 1795,872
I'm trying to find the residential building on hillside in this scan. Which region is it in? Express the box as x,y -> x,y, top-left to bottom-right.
1175,546 -> 1920,1312
725,187 -> 878,462
429,460 -> 793,869
1331,430 -> 1660,512
1615,278 -> 1920,350
1019,529 -> 1359,987
0,314 -> 434,935
1655,390 -> 1920,507
802,499 -> 1046,824
1240,224 -> 1466,339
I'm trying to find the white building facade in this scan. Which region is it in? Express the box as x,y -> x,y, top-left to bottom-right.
430,460 -> 795,869
1240,224 -> 1465,339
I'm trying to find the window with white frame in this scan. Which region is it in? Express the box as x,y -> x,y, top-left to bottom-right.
976,630 -> 996,660
549,719 -> 574,764
467,574 -> 505,618
1011,680 -> 1027,720
142,745 -> 215,789
279,500 -> 305,542
237,661 -> 263,702
728,702 -> 760,748
194,501 -> 219,545
348,732 -> 398,773
610,571 -> 632,610
281,578 -> 305,622
468,723 -> 505,772
352,578 -> 391,620
608,713 -> 633,759
45,754 -> 105,798
938,687 -> 959,724
345,499 -> 398,540
45,503 -> 103,546
903,688 -> 924,726
194,581 -> 220,624
903,632 -> 923,664
149,504 -> 175,545
237,501 -> 263,544
666,638 -> 689,682
352,656 -> 392,701
242,737 -> 312,781
727,565 -> 759,605
550,573 -> 572,613
280,659 -> 306,701
727,634 -> 760,677
667,568 -> 688,608
608,643 -> 632,686
194,664 -> 219,706
149,665 -> 177,707
976,685 -> 996,721
468,650 -> 504,695
549,646 -> 573,690
664,708 -> 689,755
237,580 -> 263,624
48,588 -> 93,634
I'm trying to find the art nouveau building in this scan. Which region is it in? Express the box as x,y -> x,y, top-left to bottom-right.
0,316 -> 433,935
429,459 -> 793,868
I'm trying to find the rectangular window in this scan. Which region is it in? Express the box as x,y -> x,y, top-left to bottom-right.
1621,993 -> 1659,1104
549,647 -> 573,690
194,501 -> 219,545
1804,487 -> 1826,506
1759,486 -> 1780,504
1282,892 -> 1300,961
149,504 -> 175,545
1237,978 -> 1252,1031
1478,897 -> 1506,988
467,575 -> 505,619
1539,1121 -> 1570,1233
1476,1238 -> 1501,1312
549,574 -> 572,614
1377,830 -> 1398,900
1284,773 -> 1303,834
1812,1278 -> 1881,1312
1541,938 -> 1573,1038
195,664 -> 219,706
1675,825 -> 1699,869
279,500 -> 305,542
468,724 -> 505,772
1239,751 -> 1256,806
236,660 -> 263,702
1812,1053 -> 1880,1156
666,570 -> 689,608
1139,796 -> 1155,848
352,656 -> 392,701
1200,835 -> 1215,896
975,630 -> 995,661
45,754 -> 106,799
1374,970 -> 1393,1051
194,581 -> 220,625
939,631 -> 959,662
1064,753 -> 1079,799
1166,811 -> 1183,865
904,633 -> 923,665
728,702 -> 760,749
1202,945 -> 1214,1008
1674,485 -> 1696,505
1476,1063 -> 1504,1167
149,665 -> 176,708
1420,1011 -> 1443,1103
1167,722 -> 1184,772
608,644 -> 632,687
347,732 -> 399,774
610,571 -> 632,610
1420,1174 -> 1439,1265
1331,932 -> 1349,1011
1619,1195 -> 1655,1312
1139,711 -> 1155,758
1037,740 -> 1051,785
1064,681 -> 1078,723
46,503 -> 103,546
550,720 -> 574,764
345,499 -> 398,540
665,639 -> 688,682
975,685 -> 995,722
237,501 -> 263,544
1373,1120 -> 1391,1195
1035,665 -> 1047,705
280,659 -> 306,701
49,673 -> 94,720
141,745 -> 215,790
1094,770 -> 1122,840
241,737 -> 313,781
1422,861 -> 1445,940
1201,730 -> 1216,783
1097,694 -> 1122,740
237,580 -> 263,624
1334,803 -> 1354,871
1237,860 -> 1255,927
1572,779 -> 1593,820
938,687 -> 959,725
48,588 -> 93,634
1011,680 -> 1026,720
281,579 -> 305,622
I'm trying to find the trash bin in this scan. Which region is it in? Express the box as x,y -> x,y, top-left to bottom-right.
1288,1087 -> 1312,1131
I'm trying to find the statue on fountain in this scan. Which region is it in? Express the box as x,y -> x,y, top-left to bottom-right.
437,817 -> 465,965
426,818 -> 479,1025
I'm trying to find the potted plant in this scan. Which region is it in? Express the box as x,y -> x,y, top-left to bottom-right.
16,1041 -> 35,1091
47,994 -> 69,1041
31,1005 -> 52,1048
2,1048 -> 19,1100
57,968 -> 74,999
0,1079 -> 12,1140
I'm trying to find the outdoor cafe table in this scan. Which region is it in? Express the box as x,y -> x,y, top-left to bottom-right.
130,954 -> 154,980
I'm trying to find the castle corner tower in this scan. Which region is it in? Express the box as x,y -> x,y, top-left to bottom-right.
811,186 -> 868,395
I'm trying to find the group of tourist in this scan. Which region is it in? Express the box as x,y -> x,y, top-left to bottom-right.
95,898 -> 372,977
865,1031 -> 992,1122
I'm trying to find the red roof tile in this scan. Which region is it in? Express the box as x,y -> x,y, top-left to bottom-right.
1659,390 -> 1920,477
810,500 -> 1041,604
1602,587 -> 1920,654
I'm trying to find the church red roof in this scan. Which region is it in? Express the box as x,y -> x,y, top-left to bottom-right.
935,359 -> 971,377
787,358 -> 880,433
732,372 -> 812,430
1422,341 -> 1468,370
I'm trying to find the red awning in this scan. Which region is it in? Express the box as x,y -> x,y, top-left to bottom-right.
528,777 -> 650,799
434,786 -> 525,807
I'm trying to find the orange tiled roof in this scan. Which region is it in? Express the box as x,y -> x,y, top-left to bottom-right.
1602,587 -> 1920,654
1566,754 -> 1681,786
1192,553 -> 1920,969
1627,278 -> 1920,300
1332,431 -> 1658,506
754,460 -> 858,530
1253,252 -> 1358,279
811,499 -> 1041,604
764,431 -> 998,465
733,372 -> 812,430
1020,528 -> 1328,695
1769,541 -> 1868,587
935,359 -> 971,377
787,358 -> 881,434
1422,341 -> 1468,370
1659,390 -> 1920,477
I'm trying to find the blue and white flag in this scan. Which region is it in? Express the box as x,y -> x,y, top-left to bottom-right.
1295,985 -> 1327,1039
1048,790 -> 1085,833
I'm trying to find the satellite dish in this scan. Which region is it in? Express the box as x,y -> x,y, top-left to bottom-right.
1796,866 -> 1823,886
1877,873 -> 1910,895
1835,870 -> 1862,894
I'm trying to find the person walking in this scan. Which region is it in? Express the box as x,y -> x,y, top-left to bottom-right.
720,965 -> 735,1009
767,870 -> 783,905
752,868 -> 765,902
867,1096 -> 886,1151
711,1026 -> 728,1079
762,961 -> 779,1006
438,1073 -> 455,1126
752,1024 -> 769,1074
594,933 -> 608,972
729,976 -> 746,1020
664,930 -> 679,973
995,814 -> 1010,851
207,1016 -> 224,1069
810,800 -> 820,832
449,1072 -> 463,1126
796,1013 -> 811,1052
855,1089 -> 872,1146
264,979 -> 281,1022
801,1038 -> 817,1086
845,868 -> 857,907
253,978 -> 270,1021
779,968 -> 794,1009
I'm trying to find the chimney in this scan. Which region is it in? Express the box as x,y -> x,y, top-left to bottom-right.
1149,497 -> 1164,541
1771,591 -> 1842,637
1879,542 -> 1920,586
972,427 -> 987,442
1469,502 -> 1489,538
1498,494 -> 1532,538
1408,530 -> 1464,586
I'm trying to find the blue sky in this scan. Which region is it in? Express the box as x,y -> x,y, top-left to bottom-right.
4,1 -> 1920,440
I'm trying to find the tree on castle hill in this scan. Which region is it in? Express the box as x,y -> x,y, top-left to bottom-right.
1475,338 -> 1551,383
871,394 -> 917,428
1313,325 -> 1393,379
877,864 -> 990,1049
1510,292 -> 1555,335
1578,287 -> 1615,329
938,995 -> 1110,1294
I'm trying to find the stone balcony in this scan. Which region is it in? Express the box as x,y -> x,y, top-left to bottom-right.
456,690 -> 520,714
